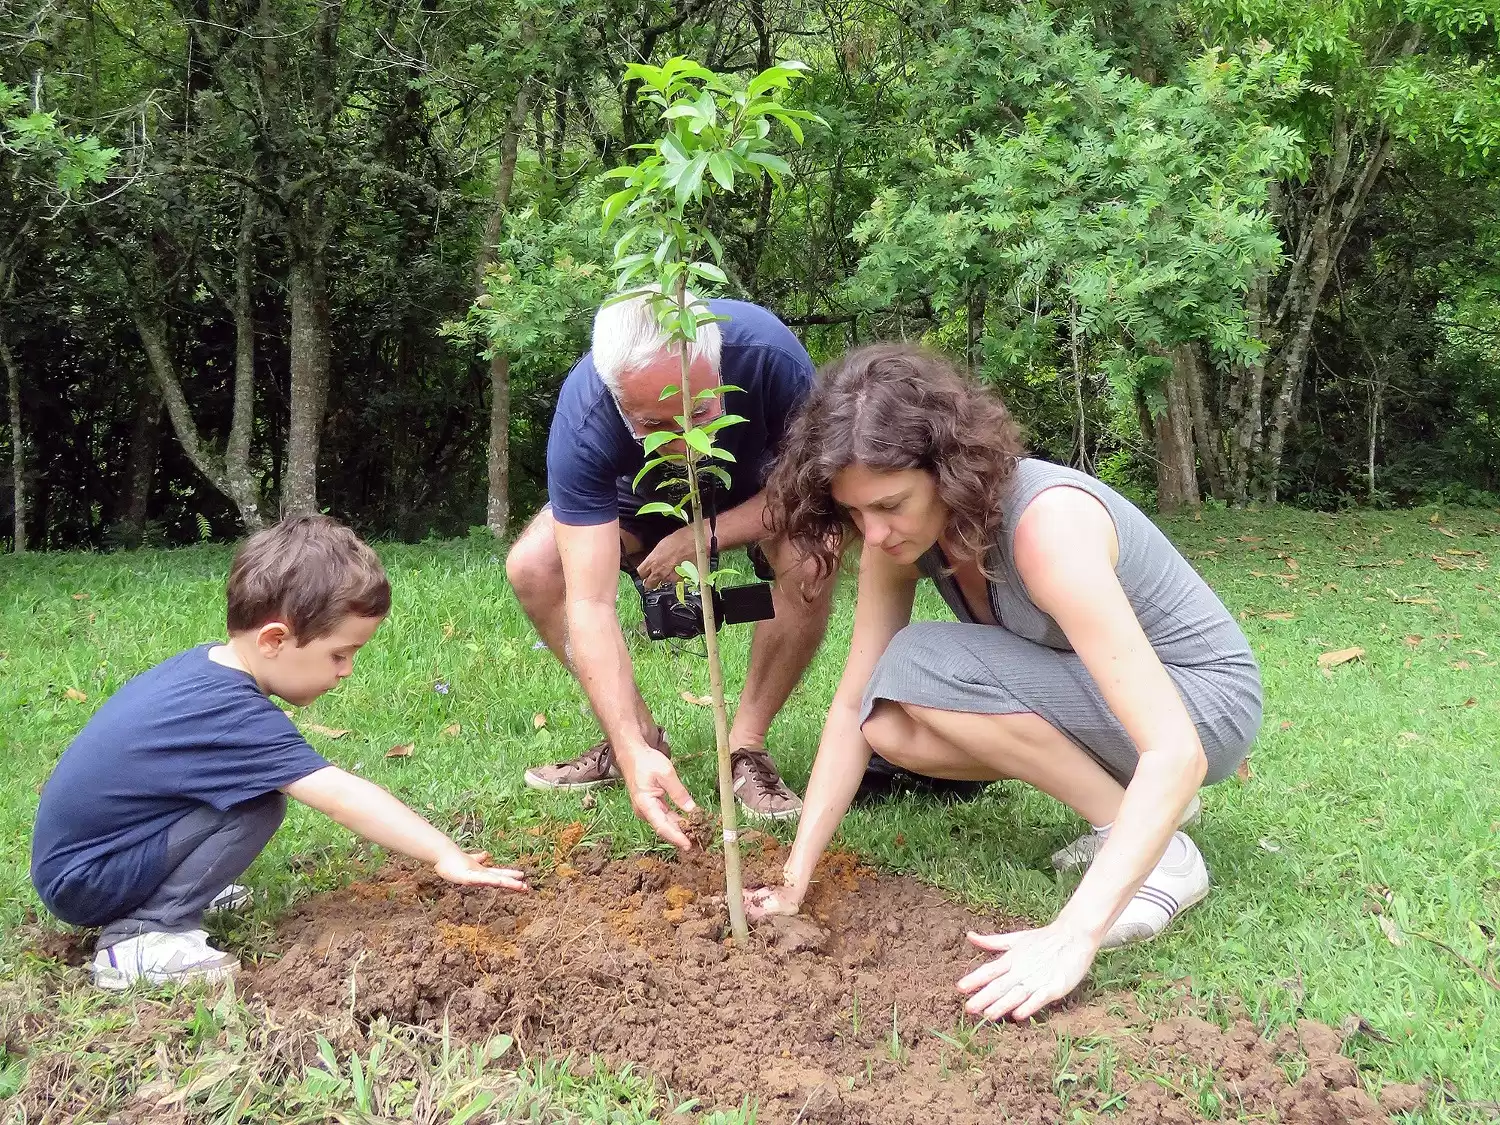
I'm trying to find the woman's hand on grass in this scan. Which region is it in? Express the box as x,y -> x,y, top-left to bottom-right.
956,921 -> 1098,1021
433,849 -> 529,892
744,884 -> 801,921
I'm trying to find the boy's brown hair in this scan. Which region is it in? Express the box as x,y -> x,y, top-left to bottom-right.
226,515 -> 391,641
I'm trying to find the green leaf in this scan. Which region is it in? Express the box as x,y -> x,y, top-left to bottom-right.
745,150 -> 791,178
642,430 -> 677,454
688,261 -> 728,284
601,187 -> 637,232
679,559 -> 701,585
683,428 -> 714,455
658,384 -> 681,401
707,151 -> 735,190
708,446 -> 737,462
699,413 -> 746,434
635,501 -> 686,519
700,464 -> 734,489
675,153 -> 709,207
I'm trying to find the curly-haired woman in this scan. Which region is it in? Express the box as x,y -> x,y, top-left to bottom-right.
749,343 -> 1261,1021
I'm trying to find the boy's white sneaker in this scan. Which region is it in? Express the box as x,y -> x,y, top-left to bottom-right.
1051,794 -> 1202,872
1100,831 -> 1211,949
91,929 -> 240,991
207,883 -> 253,912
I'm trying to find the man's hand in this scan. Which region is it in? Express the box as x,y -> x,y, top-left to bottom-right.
636,526 -> 698,590
956,919 -> 1099,1022
433,849 -> 530,891
617,742 -> 697,849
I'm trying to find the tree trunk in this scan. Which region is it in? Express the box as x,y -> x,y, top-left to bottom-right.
474,83 -> 531,537
117,381 -> 162,547
1152,355 -> 1200,514
1,331 -> 25,552
223,194 -> 263,527
197,192 -> 264,529
1263,115 -> 1396,502
1229,275 -> 1267,503
283,236 -> 331,516
1178,343 -> 1225,500
125,261 -> 264,531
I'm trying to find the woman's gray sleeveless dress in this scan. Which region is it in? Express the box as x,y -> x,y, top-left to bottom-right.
859,459 -> 1262,785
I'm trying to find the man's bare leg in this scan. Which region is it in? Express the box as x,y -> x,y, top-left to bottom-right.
726,537 -> 835,751
506,507 -> 659,747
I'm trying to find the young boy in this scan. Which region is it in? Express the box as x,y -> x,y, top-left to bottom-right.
30,515 -> 526,990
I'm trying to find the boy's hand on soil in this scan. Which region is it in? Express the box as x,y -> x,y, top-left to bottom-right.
956,922 -> 1098,1022
434,849 -> 529,892
744,885 -> 800,921
618,744 -> 697,850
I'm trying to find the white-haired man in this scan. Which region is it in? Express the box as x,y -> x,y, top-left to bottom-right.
506,295 -> 835,847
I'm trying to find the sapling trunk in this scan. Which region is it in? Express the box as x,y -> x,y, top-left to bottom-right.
676,284 -> 749,945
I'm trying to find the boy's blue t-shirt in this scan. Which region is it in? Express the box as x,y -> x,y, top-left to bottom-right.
30,645 -> 329,927
546,299 -> 815,526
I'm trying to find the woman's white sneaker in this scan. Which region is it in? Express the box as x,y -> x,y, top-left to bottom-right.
91,929 -> 240,991
207,883 -> 253,912
1100,831 -> 1211,949
1051,794 -> 1202,872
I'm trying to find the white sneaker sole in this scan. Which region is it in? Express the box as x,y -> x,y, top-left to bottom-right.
523,770 -> 621,792
92,962 -> 239,992
736,796 -> 802,822
1101,880 -> 1211,949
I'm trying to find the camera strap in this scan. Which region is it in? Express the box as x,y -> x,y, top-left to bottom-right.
704,476 -> 720,571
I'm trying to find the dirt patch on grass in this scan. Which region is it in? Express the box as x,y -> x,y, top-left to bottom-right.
246,842 -> 1420,1124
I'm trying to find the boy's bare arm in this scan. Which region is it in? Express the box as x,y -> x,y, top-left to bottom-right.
283,766 -> 527,891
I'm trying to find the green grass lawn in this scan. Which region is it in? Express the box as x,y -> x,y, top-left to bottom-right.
2,506 -> 1498,1121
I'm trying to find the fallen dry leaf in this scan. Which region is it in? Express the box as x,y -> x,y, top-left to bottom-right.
680,691 -> 714,707
1284,558 -> 1299,571
532,712 -> 547,730
306,724 -> 349,739
1318,646 -> 1365,670
1403,634 -> 1423,647
386,743 -> 414,759
1263,611 -> 1296,621
442,723 -> 461,737
1258,838 -> 1281,853
1452,660 -> 1472,671
71,592 -> 89,601
1280,719 -> 1293,730
1377,915 -> 1405,947
1235,758 -> 1254,783
1238,535 -> 1264,543
64,687 -> 88,702
1398,732 -> 1420,743
1338,1014 -> 1393,1046
442,622 -> 455,639
1436,527 -> 1460,539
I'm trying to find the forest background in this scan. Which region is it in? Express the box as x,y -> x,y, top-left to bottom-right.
2,0 -> 1498,551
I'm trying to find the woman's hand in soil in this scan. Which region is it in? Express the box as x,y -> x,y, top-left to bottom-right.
433,849 -> 529,892
744,884 -> 801,921
956,922 -> 1098,1022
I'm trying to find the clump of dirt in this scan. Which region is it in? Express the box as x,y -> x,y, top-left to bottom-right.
246,844 -> 1420,1124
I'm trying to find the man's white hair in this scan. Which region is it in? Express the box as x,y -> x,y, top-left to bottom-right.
591,289 -> 722,394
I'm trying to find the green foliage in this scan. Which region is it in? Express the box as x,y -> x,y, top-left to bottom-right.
603,58 -> 818,594
847,10 -> 1304,408
0,82 -> 117,199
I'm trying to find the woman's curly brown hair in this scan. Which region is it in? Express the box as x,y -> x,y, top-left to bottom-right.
766,343 -> 1026,579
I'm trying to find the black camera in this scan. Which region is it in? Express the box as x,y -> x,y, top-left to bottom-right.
633,544 -> 776,641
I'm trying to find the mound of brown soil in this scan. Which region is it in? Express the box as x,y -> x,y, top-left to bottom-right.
247,840 -> 1422,1124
